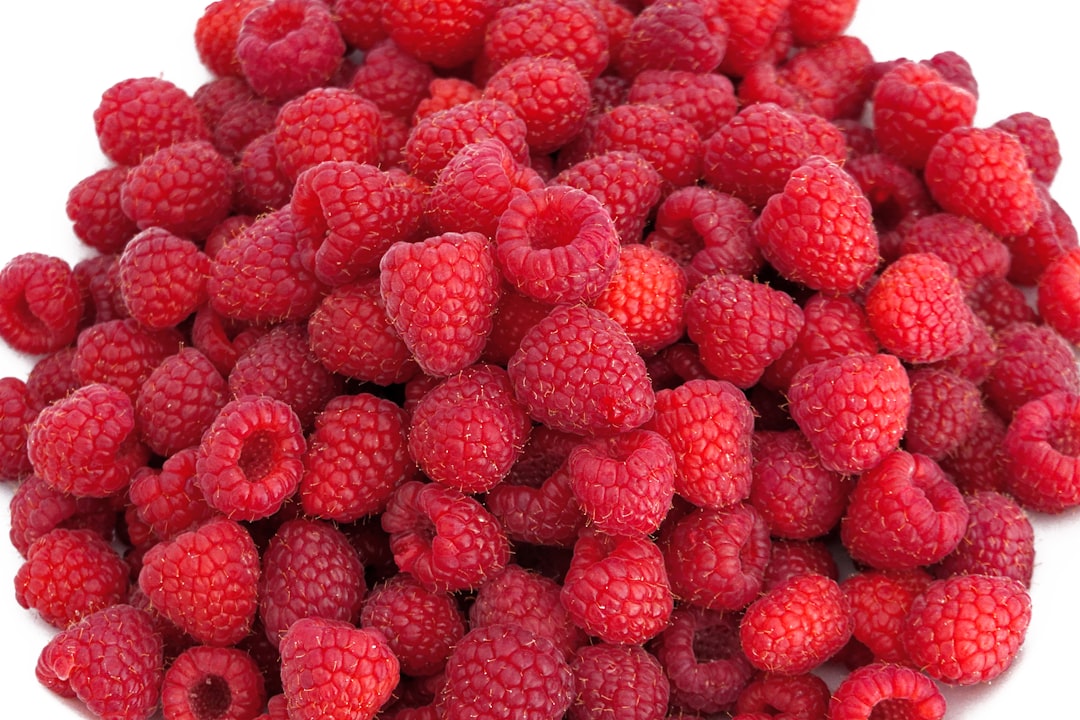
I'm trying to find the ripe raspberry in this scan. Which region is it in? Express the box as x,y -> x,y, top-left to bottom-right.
936,490 -> 1035,586
7,473 -> 115,558
940,404 -> 1011,496
762,538 -> 840,591
507,304 -> 655,437
627,69 -> 736,142
1003,191 -> 1078,285
404,98 -> 530,183
138,517 -> 260,647
844,152 -> 936,249
72,318 -> 182,399
924,125 -> 1042,237
190,305 -> 267,377
0,253 -> 84,355
93,76 -> 210,166
161,645 -> 267,720
551,150 -> 664,245
236,0 -> 345,101
280,617 -> 399,720
735,672 -> 832,720
993,110 -> 1062,184
117,227 -> 210,329
380,0 -> 497,69
903,368 -> 982,460
984,321 -> 1080,420
739,573 -> 853,675
560,531 -> 673,645
235,132 -> 294,214
755,155 -> 880,294
195,0 -> 268,77
482,0 -> 610,81
828,663 -> 946,720
259,518 -> 366,647
381,480 -> 510,592
273,87 -> 383,182
483,56 -> 591,154
787,353 -> 911,475
436,623 -> 574,720
966,275 -> 1039,333
714,0 -> 790,77
73,253 -> 130,329
902,574 -> 1031,685
588,103 -> 704,188
347,39 -> 434,120
841,568 -> 933,666
1003,390 -> 1080,513
36,604 -> 164,720
134,347 -> 228,458
898,212 -> 1011,293
613,0 -> 728,79
65,166 -> 139,254
379,231 -> 501,377
1037,246 -> 1080,344
569,642 -> 670,720
0,377 -> 37,480
652,605 -> 753,714
129,447 -> 215,541
413,77 -> 484,122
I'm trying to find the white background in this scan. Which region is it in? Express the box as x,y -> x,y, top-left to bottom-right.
0,2 -> 1077,718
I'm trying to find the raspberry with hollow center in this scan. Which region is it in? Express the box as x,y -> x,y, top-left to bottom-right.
160,645 -> 267,720
1003,390 -> 1080,513
828,663 -> 946,720
0,253 -> 84,356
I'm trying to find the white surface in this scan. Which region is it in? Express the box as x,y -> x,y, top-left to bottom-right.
0,1 -> 1077,718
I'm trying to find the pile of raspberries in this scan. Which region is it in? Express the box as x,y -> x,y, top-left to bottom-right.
1,0 -> 1076,718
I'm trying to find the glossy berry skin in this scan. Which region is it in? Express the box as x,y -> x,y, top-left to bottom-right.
1037,246 -> 1080,344
734,672 -> 831,720
160,645 -> 267,720
274,88 -> 383,182
380,0 -> 497,68
482,0 -> 610,82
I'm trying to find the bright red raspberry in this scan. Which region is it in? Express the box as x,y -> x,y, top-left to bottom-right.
739,573 -> 853,675
479,288 -> 555,367
967,275 -> 1039,332
36,604 -> 164,720
380,0 -> 498,68
940,404 -> 1011,496
844,152 -> 936,248
0,377 -> 37,480
195,0 -> 269,77
332,0 -> 387,51
436,623 -> 574,720
161,645 -> 267,720
413,77 -> 484,122
653,605 -> 753,714
404,98 -> 530,183
72,318 -> 182,399
993,110 -> 1062,184
117,227 -> 210,329
614,0 -> 728,79
482,0 -> 609,81
713,0 -> 789,75
787,0 -> 858,44
235,132 -> 294,214
189,306 -> 267,377
561,531 -> 673,645
984,321 -> 1080,420
7,473 -> 115,558
1037,246 -> 1080,344
936,490 -> 1035,586
280,617 -> 399,720
787,353 -> 911,475
73,253 -> 129,328
129,447 -> 214,541
379,231 -> 501,377
507,304 -> 656,437
25,346 -> 80,409
273,87 -> 383,182
235,0 -> 345,101
828,663 -> 946,720
134,347 -> 227,457
902,367 -> 982,460
209,94 -> 279,159
483,56 -> 591,154
841,568 -> 933,666
588,103 -> 703,188
924,125 -> 1042,237
1003,191 -> 1078,286
1003,390 -> 1080,513
346,38 -> 434,120
686,272 -> 804,389
902,574 -> 1031,685
762,538 -> 839,592
0,253 -> 83,355
627,68 -> 737,143
65,166 -> 139,254
551,150 -> 664,245
569,642 -> 670,720
899,212 -> 1011,293
139,517 -> 260,647
93,76 -> 210,166
755,155 -> 880,294
259,518 -> 366,647
381,480 -> 510,592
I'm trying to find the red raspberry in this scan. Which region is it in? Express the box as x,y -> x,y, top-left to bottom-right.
65,166 -> 139,254
190,305 -> 268,377
209,97 -> 279,161
332,0 -> 387,51
195,0 -> 269,77
483,56 -> 591,154
940,404 -> 1011,496
280,617 -> 399,720
1003,390 -> 1080,513
1003,191 -> 1078,286
966,275 -> 1038,332
129,447 -> 215,541
560,530 -> 673,644
479,288 -> 555,367
300,392 -> 413,522
569,642 -> 670,720
482,0 -> 610,82
734,673 -> 831,720
787,353 -> 911,475
25,346 -> 80,409
93,76 -> 210,166
653,605 -> 753,714
27,382 -> 148,498
379,231 -> 501,377
0,377 -> 37,480
552,150 -> 665,245
1037,246 -> 1080,344
936,490 -> 1035,586
117,227 -> 210,329
73,253 -> 129,328
381,480 -> 510,592
902,574 -> 1031,685
36,604 -> 164,720
235,132 -> 294,214
662,502 -> 771,611
273,87 -> 383,182
739,573 -> 853,675
984,321 -> 1080,420
898,212 -> 1011,293
236,0 -> 345,101
841,568 -> 933,666
588,103 -> 703,188
762,538 -> 840,591
507,304 -> 655,437
924,125 -> 1042,237
404,98 -> 530,183
413,77 -> 484,123
161,645 -> 267,720
193,75 -> 260,130
844,152 -> 936,248
138,517 -> 260,647
361,575 -> 465,679
648,378 -> 754,509
787,0 -> 858,44
259,518 -> 366,647
134,347 -> 228,457
755,155 -> 879,294
7,473 -> 115,558
613,0 -> 729,79
72,318 -> 182,399
0,253 -> 84,355
871,60 -> 977,169
993,110 -> 1062,184
347,39 -> 434,120
436,623 -> 574,720
714,0 -> 790,76
828,663 -> 946,720
685,272 -> 804,389
380,0 -> 498,69
902,368 -> 982,460
627,69 -> 737,143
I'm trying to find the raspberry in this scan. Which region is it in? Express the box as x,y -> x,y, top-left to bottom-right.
93,76 -> 210,166
902,367 -> 982,460
993,111 -> 1061,185
36,604 -> 164,720
380,0 -> 497,69
755,155 -> 880,294
924,125 -> 1043,237
0,253 -> 84,355
379,231 -> 501,377
940,404 -> 1011,496
279,617 -> 399,720
1003,191 -> 1078,285
844,152 -> 935,249
627,69 -> 736,146
613,0 -> 729,79
236,0 -> 345,101
551,150 -> 664,245
7,472 -> 115,558
739,573 -> 853,675
966,275 -> 1039,332
235,132 -> 294,214
347,39 -> 435,121
569,642 -> 670,720
482,0 -> 609,82
73,253 -> 129,329
195,0 -> 268,77
65,166 -> 140,254
0,377 -> 37,480
841,568 -> 933,666
902,574 -> 1032,685
413,77 -> 484,123
786,353 -> 911,475
588,103 -> 704,188
134,347 -> 228,458
495,185 -> 619,306
560,530 -> 673,645
72,318 -> 182,399
653,605 -> 753,714
117,227 -> 210,329
507,304 -> 655,437
190,306 -> 267,377
828,663 -> 946,720
138,517 -> 259,647
898,212 -> 1012,293
273,87 -> 383,182
762,538 -> 840,591
259,518 -> 366,647
788,0 -> 858,44
404,98 -> 530,183
129,447 -> 215,541
160,645 -> 267,720
1003,390 -> 1080,513
1037,246 -> 1080,344
936,490 -> 1035,586
436,623 -> 574,720
380,480 -> 510,592
483,56 -> 591,154
983,321 -> 1080,420
662,502 -> 771,611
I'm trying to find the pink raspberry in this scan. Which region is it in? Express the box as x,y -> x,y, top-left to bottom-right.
404,98 -> 530,183
380,0 -> 498,68
588,103 -> 704,188
65,166 -> 139,254
613,0 -> 729,79
93,76 -> 210,166
569,643 -> 670,720
828,663 -> 946,720
1003,390 -> 1080,513
273,87 -> 383,182
936,490 -> 1036,586
0,253 -> 84,355
551,150 -> 665,244
117,227 -> 210,329
134,347 -> 228,457
482,0 -> 610,82
160,645 -> 267,720
483,56 -> 591,154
